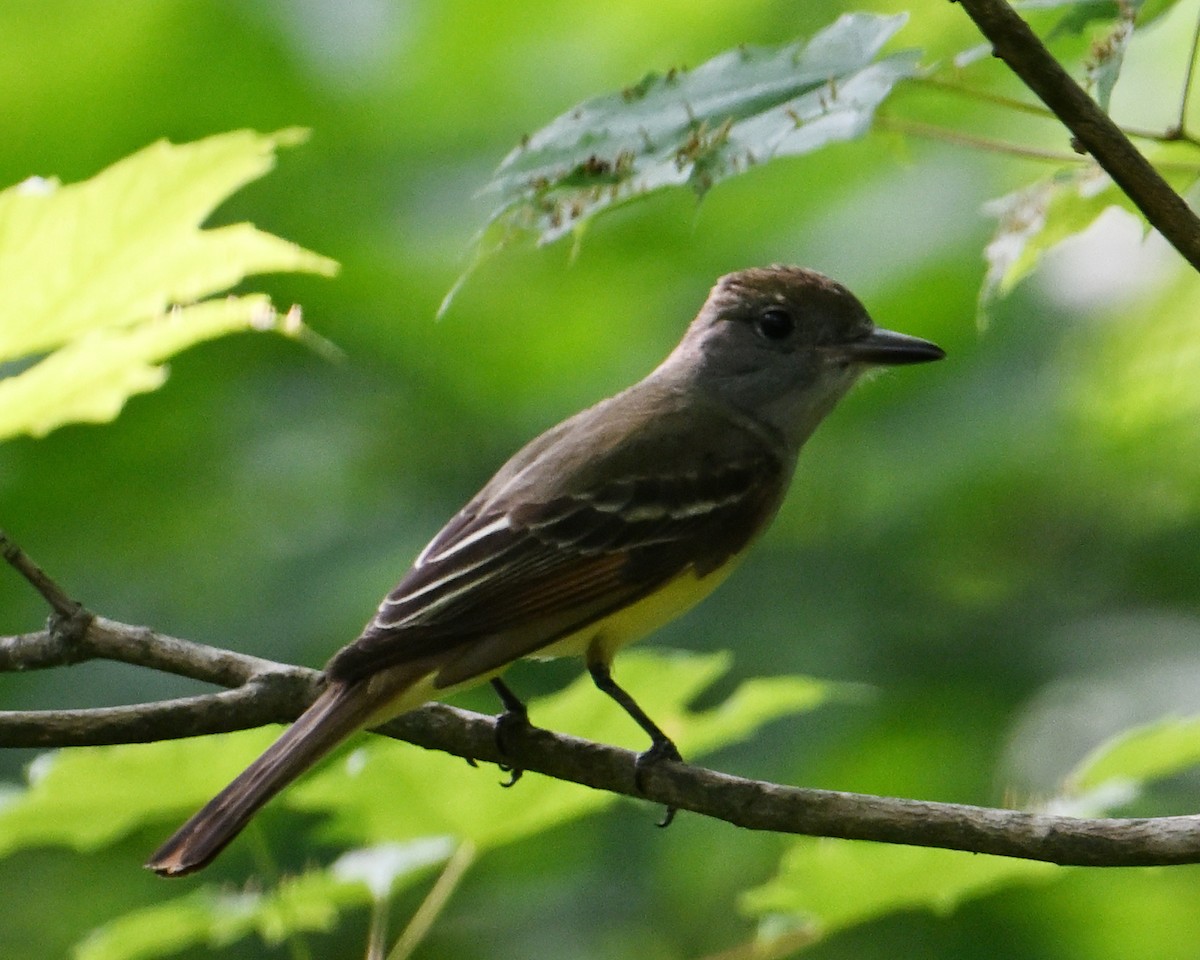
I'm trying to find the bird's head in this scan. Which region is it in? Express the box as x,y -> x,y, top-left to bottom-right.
667,265 -> 944,447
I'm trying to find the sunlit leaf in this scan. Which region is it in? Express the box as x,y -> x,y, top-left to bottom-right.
0,651 -> 837,956
0,297 -> 309,439
0,129 -> 338,440
21,648 -> 835,955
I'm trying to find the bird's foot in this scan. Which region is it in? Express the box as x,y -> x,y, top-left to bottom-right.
634,737 -> 683,827
494,708 -> 530,787
491,678 -> 531,787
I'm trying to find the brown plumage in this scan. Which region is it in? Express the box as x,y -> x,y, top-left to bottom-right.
146,266 -> 943,876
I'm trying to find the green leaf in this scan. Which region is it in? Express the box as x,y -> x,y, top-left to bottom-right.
739,709 -> 1200,950
0,651 -> 836,957
979,138 -> 1200,317
0,727 -> 281,858
0,296 -> 303,439
290,649 -> 846,850
741,839 -> 1062,940
74,866 -> 379,960
0,652 -> 840,858
468,13 -> 917,256
739,704 -> 1200,952
76,839 -> 462,960
1067,714 -> 1200,795
1021,0 -> 1184,36
0,128 -> 338,440
980,166 -> 1118,315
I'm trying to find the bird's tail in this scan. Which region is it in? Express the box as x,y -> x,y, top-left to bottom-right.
145,679 -> 378,877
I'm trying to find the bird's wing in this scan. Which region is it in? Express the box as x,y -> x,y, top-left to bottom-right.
324,456 -> 785,686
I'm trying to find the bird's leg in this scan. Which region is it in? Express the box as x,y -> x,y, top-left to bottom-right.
587,660 -> 682,827
490,678 -> 530,787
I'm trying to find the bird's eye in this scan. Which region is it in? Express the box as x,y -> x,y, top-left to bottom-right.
755,307 -> 794,341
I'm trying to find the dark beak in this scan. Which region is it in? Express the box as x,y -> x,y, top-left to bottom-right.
841,327 -> 945,366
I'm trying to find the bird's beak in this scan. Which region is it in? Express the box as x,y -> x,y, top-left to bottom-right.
840,327 -> 945,366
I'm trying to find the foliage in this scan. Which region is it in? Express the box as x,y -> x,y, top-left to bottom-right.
0,652 -> 836,957
2,1 -> 1200,959
468,14 -> 917,271
464,4 -> 1200,318
0,129 -> 337,440
739,710 -> 1200,953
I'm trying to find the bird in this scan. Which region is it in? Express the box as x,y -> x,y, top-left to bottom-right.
146,265 -> 944,876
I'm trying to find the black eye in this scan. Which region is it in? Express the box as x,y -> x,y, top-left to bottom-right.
755,307 -> 794,341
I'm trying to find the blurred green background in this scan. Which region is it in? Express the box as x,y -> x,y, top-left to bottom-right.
2,0 -> 1199,957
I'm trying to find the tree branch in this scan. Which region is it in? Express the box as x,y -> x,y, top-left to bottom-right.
0,679 -> 316,748
5,530 -> 1200,868
952,0 -> 1200,271
4,615 -> 1200,867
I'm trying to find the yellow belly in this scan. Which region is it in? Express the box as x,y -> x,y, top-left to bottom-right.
364,557 -> 742,725
531,557 -> 742,664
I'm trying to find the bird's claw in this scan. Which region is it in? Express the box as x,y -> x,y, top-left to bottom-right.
493,704 -> 531,787
634,738 -> 683,827
497,762 -> 524,788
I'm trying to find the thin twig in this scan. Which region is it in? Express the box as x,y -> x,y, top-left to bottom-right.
0,676 -> 318,748
915,75 -> 1197,144
367,902 -> 389,960
385,841 -> 477,960
916,74 -> 1058,119
0,529 -> 86,618
878,115 -> 1200,172
1173,9 -> 1200,140
697,928 -> 820,960
877,115 -> 1092,163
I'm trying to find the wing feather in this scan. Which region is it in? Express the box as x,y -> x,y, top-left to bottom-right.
325,456 -> 785,684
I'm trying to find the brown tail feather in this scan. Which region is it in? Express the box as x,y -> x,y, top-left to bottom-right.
145,679 -> 375,877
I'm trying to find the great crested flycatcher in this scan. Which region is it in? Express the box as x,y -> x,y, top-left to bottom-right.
147,265 -> 943,876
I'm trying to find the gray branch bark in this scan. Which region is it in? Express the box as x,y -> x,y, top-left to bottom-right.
3,611 -> 1200,868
